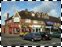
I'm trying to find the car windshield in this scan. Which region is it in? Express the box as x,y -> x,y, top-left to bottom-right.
34,33 -> 41,36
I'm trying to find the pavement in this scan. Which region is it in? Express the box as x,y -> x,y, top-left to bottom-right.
1,34 -> 61,46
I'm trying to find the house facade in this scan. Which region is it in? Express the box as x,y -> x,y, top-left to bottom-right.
4,9 -> 61,34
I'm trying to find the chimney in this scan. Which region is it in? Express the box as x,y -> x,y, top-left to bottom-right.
25,9 -> 28,11
7,13 -> 9,19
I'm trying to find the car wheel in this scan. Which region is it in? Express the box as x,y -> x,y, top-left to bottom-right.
22,37 -> 25,40
49,37 -> 52,40
31,39 -> 34,42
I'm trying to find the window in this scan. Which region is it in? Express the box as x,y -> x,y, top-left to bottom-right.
45,28 -> 50,32
13,17 -> 20,22
25,19 -> 31,23
32,13 -> 35,17
37,13 -> 41,18
33,20 -> 38,24
42,13 -> 49,19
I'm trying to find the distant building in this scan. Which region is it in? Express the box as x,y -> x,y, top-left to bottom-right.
4,9 -> 61,34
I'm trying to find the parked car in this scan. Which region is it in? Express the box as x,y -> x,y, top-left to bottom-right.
50,31 -> 61,38
22,32 -> 41,41
19,32 -> 29,37
40,32 -> 52,40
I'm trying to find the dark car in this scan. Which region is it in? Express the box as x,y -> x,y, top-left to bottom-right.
40,32 -> 52,40
22,32 -> 41,41
50,31 -> 61,38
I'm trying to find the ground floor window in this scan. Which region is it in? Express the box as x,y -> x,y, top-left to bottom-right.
45,28 -> 50,32
51,28 -> 60,32
22,27 -> 31,32
45,27 -> 60,33
32,27 -> 42,32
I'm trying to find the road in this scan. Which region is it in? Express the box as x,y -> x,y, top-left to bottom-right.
1,34 -> 61,46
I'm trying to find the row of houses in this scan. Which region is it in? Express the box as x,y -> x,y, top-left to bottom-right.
2,9 -> 61,34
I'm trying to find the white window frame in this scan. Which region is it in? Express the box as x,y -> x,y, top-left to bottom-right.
25,19 -> 31,23
13,17 -> 20,22
33,20 -> 38,24
32,13 -> 35,17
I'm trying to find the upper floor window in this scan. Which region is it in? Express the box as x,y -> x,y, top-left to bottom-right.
13,17 -> 20,22
36,13 -> 41,18
25,19 -> 31,23
42,13 -> 49,19
33,20 -> 38,24
32,13 -> 35,17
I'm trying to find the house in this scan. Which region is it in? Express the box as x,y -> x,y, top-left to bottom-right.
4,9 -> 61,34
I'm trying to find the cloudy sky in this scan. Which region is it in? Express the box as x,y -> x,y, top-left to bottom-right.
1,1 -> 61,25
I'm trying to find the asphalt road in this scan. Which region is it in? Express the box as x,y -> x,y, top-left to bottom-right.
1,34 -> 61,46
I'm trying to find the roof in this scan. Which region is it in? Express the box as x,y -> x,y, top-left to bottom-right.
49,16 -> 60,23
18,10 -> 61,23
5,10 -> 61,23
5,16 -> 13,22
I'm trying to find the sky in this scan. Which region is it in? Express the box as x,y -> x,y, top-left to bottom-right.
1,1 -> 61,25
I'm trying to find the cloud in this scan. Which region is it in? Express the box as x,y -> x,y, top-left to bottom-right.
31,1 -> 59,17
2,4 -> 24,17
32,2 -> 54,12
48,9 -> 58,17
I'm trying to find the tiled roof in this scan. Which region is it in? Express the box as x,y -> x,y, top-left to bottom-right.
18,11 -> 61,23
5,16 -> 13,21
5,10 -> 61,23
